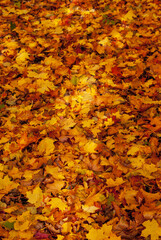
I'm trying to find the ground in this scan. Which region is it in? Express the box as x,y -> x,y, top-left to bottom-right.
0,0 -> 161,239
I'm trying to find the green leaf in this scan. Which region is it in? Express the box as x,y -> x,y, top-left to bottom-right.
14,0 -> 21,8
11,117 -> 17,123
71,76 -> 78,86
102,19 -> 106,24
0,104 -> 5,110
107,194 -> 115,206
104,5 -> 110,11
2,221 -> 15,230
110,20 -> 115,25
10,21 -> 16,31
103,14 -> 108,19
106,19 -> 111,25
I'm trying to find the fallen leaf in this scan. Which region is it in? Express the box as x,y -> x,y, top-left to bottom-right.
141,219 -> 161,240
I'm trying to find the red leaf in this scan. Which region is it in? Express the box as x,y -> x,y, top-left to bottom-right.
34,232 -> 49,239
111,66 -> 122,76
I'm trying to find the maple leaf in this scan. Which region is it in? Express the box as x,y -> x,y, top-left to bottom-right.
46,180 -> 65,195
121,10 -> 135,21
16,49 -> 29,65
61,222 -> 72,234
0,175 -> 19,191
127,145 -> 140,156
137,164 -> 158,179
57,236 -> 64,240
141,219 -> 161,240
26,186 -> 43,207
9,229 -> 33,239
47,197 -> 69,211
1,221 -> 15,230
38,137 -> 55,155
46,116 -> 57,126
1,1 -> 161,239
111,66 -> 122,76
14,211 -> 32,231
45,166 -> 65,179
83,140 -> 97,153
61,117 -> 76,130
34,232 -> 49,239
99,37 -> 111,46
82,205 -> 99,213
86,224 -> 112,240
106,177 -> 125,187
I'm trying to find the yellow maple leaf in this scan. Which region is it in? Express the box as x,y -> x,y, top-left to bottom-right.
8,166 -> 23,179
96,44 -> 105,54
126,31 -> 134,38
106,177 -> 125,187
57,236 -> 64,240
14,211 -> 31,231
27,71 -> 48,79
82,119 -> 94,128
141,219 -> 161,240
36,79 -> 55,93
16,49 -> 29,65
61,222 -> 72,234
46,116 -> 57,125
47,198 -> 69,211
127,145 -> 140,155
0,137 -> 9,144
104,58 -> 116,73
4,206 -> 18,213
129,155 -> 145,168
121,10 -> 135,21
86,224 -> 112,240
45,166 -> 65,179
4,40 -> 19,49
26,186 -> 43,207
23,169 -> 40,181
85,188 -> 106,206
0,164 -> 4,172
14,220 -> 30,231
99,37 -> 111,46
46,180 -> 65,195
104,118 -> 114,127
137,163 -> 157,179
84,140 -> 97,153
55,102 -> 66,110
38,137 -> 55,155
111,29 -> 122,40
44,56 -> 62,68
9,230 -> 33,239
0,175 -> 19,191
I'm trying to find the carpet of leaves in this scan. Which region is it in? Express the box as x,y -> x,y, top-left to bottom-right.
0,0 -> 161,239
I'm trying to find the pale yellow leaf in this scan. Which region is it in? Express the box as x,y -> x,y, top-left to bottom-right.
82,205 -> 99,213
61,118 -> 76,130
